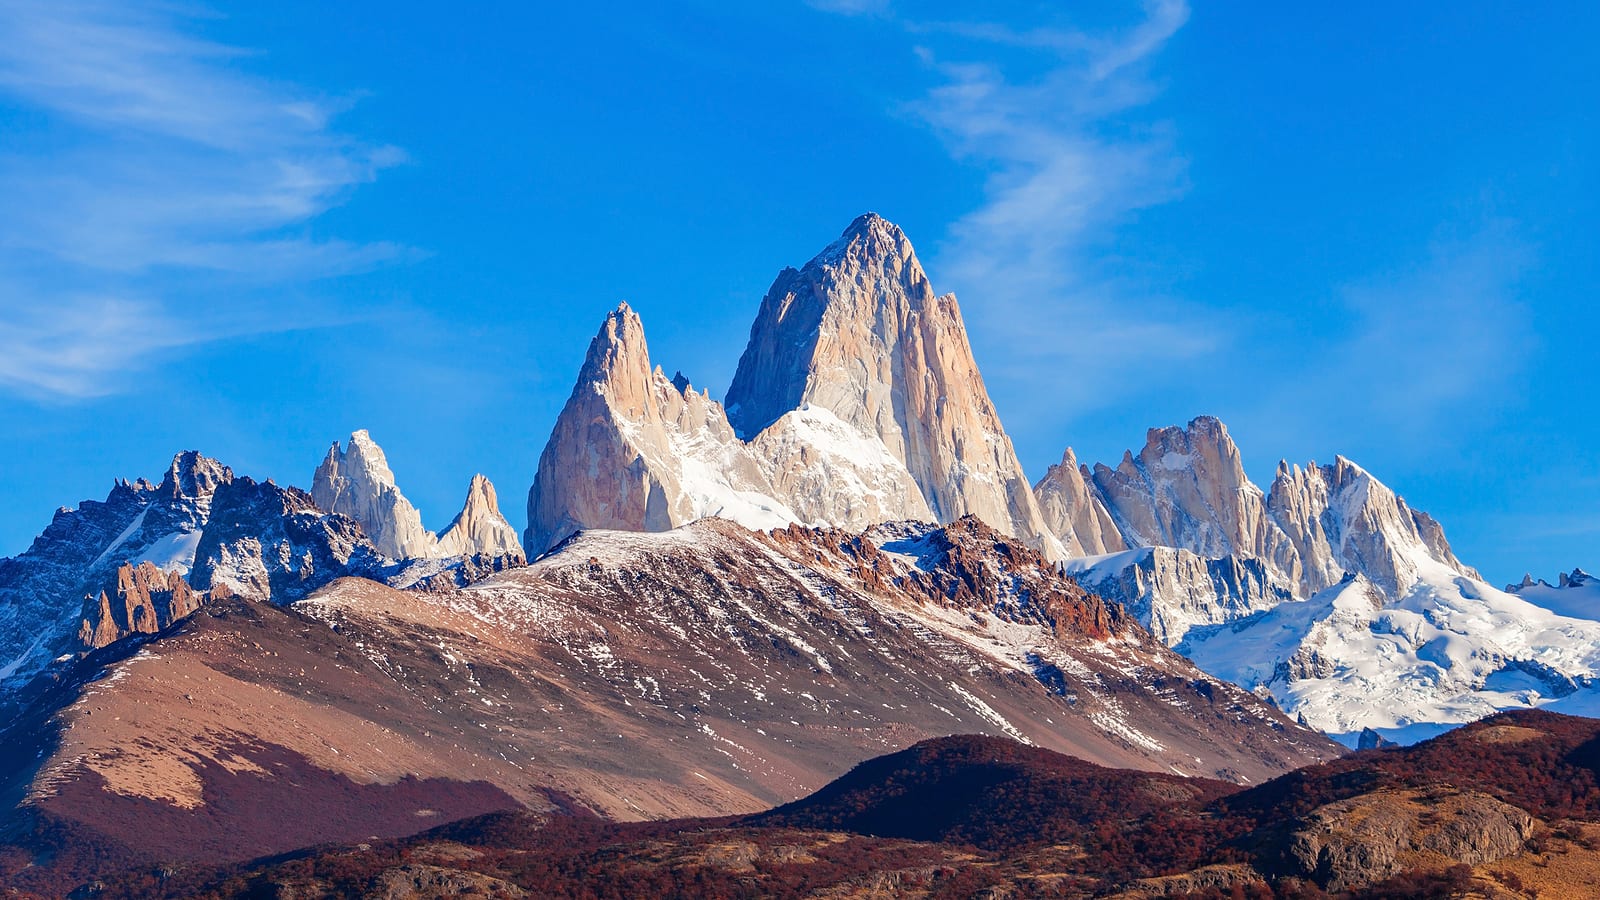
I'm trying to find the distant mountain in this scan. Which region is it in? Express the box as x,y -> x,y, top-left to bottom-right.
2,213 -> 1598,896
513,218 -> 1600,744
0,433 -> 523,696
1507,568 -> 1600,619
1048,416 -> 1600,742
316,430 -> 525,562
103,710 -> 1600,900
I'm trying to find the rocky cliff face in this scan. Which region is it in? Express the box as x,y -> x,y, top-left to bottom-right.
312,431 -> 438,561
1041,417 -> 1479,604
1064,546 -> 1295,645
0,452 -> 232,690
1087,417 -> 1303,589
724,214 -> 1060,556
1034,448 -> 1126,558
77,561 -> 203,650
1266,455 -> 1481,598
436,474 -> 525,562
524,303 -> 795,556
190,476 -> 385,603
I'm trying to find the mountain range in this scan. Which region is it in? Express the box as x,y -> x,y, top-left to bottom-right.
0,213 -> 1594,895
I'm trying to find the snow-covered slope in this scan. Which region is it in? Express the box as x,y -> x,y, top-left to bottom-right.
748,404 -> 934,531
1036,415 -> 1600,743
1506,569 -> 1600,620
1181,553 -> 1600,745
1064,546 -> 1294,646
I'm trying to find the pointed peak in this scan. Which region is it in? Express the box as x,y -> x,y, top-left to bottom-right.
159,450 -> 232,499
466,472 -> 498,504
594,302 -> 647,346
812,212 -> 916,268
1330,454 -> 1371,478
843,211 -> 901,238
670,370 -> 691,394
578,302 -> 654,383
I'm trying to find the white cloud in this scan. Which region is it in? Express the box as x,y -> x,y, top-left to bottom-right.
1255,223 -> 1534,450
0,0 -> 403,398
897,2 -> 1213,429
803,0 -> 889,16
0,295 -> 200,399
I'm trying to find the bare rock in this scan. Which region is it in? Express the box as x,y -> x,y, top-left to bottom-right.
436,474 -> 524,562
77,561 -> 204,649
725,213 -> 1063,558
1276,788 -> 1536,891
1034,448 -> 1126,557
313,431 -> 439,560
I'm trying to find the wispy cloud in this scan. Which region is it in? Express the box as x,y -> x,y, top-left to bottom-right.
815,2 -> 1212,432
1247,221 -> 1534,457
803,0 -> 889,16
0,295 -> 199,399
0,0 -> 403,399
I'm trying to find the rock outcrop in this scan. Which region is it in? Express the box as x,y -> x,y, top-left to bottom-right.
725,213 -> 1061,557
313,431 -> 439,561
191,476 -> 384,603
77,561 -> 204,650
1275,788 -> 1535,892
1034,448 -> 1126,558
435,474 -> 525,562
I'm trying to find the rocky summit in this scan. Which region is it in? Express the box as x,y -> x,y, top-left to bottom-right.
527,214 -> 1059,558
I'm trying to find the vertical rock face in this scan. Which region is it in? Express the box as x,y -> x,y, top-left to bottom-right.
1087,417 -> 1302,589
312,431 -> 439,561
524,303 -> 796,556
191,477 -> 383,603
1033,449 -> 1126,557
724,213 -> 1060,556
78,561 -> 203,650
436,474 -> 525,562
1266,456 -> 1480,597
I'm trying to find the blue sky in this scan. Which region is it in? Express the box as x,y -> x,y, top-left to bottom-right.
0,1 -> 1594,585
